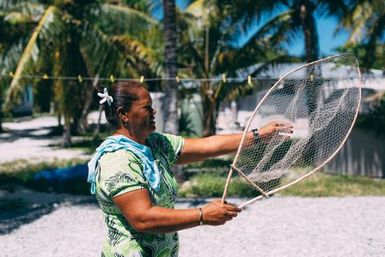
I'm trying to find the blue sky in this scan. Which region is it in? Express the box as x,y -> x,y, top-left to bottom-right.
292,16 -> 349,56
171,1 -> 349,57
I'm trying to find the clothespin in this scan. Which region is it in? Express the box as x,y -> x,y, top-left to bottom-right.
78,75 -> 83,83
110,75 -> 115,83
176,76 -> 180,83
310,74 -> 314,82
42,74 -> 49,80
140,75 -> 144,83
247,75 -> 252,85
222,74 -> 227,83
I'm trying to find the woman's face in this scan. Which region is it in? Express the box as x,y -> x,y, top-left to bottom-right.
125,87 -> 156,137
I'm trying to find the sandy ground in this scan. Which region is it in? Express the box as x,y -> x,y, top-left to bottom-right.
0,113 -> 106,163
0,194 -> 384,257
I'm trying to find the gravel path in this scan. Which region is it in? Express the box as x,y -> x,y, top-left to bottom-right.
1,196 -> 384,257
0,114 -> 105,163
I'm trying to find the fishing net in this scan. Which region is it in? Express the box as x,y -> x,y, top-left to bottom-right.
222,53 -> 362,208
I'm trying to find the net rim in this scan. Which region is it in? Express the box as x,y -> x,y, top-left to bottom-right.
226,53 -> 362,207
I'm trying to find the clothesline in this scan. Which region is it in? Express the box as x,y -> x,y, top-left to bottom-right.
1,73 -> 276,83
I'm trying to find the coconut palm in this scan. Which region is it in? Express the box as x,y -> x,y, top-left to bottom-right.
340,0 -> 385,137
0,2 -> 37,132
1,0 -> 161,146
216,0 -> 346,62
340,0 -> 385,70
179,0 -> 284,136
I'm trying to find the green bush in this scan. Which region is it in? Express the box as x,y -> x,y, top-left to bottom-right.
179,173 -> 256,198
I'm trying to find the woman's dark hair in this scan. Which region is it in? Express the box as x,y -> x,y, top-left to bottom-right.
98,81 -> 146,127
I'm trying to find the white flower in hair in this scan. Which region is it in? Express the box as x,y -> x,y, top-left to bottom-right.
97,88 -> 113,106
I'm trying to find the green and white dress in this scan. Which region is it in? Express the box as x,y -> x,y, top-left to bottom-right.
95,133 -> 185,257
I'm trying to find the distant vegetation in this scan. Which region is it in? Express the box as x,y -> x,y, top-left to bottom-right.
179,169 -> 385,198
2,0 -> 385,141
1,158 -> 384,197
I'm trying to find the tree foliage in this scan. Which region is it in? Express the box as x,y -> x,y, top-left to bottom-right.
1,0 -> 161,145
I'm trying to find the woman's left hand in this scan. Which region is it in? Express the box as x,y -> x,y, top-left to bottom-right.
258,121 -> 293,142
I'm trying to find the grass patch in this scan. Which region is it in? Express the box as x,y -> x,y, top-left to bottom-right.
280,172 -> 385,197
180,158 -> 232,180
179,173 -> 257,198
179,170 -> 385,198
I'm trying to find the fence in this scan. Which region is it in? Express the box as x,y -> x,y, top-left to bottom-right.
325,128 -> 385,178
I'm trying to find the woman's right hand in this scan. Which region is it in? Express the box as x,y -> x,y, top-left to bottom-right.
201,200 -> 242,225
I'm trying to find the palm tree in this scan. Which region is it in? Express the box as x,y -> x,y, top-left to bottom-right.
209,0 -> 347,165
340,0 -> 385,70
162,0 -> 179,134
217,0 -> 346,62
179,0 -> 283,136
1,0 -> 161,146
0,3 -> 37,132
340,1 -> 385,138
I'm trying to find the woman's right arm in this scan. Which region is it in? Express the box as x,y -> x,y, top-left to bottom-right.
113,189 -> 241,234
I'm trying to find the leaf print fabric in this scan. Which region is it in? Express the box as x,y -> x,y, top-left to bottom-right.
95,133 -> 184,257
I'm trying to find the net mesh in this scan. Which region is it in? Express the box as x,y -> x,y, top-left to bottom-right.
232,54 -> 361,195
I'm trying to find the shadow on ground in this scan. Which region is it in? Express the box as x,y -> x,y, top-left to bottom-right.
0,184 -> 97,235
0,183 -> 216,235
0,125 -> 63,143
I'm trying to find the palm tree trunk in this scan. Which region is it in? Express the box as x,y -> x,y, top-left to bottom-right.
201,83 -> 216,136
62,114 -> 72,147
0,99 -> 3,133
77,76 -> 99,134
300,3 -> 321,165
76,84 -> 92,133
94,105 -> 103,137
162,0 -> 179,134
300,2 -> 321,117
300,3 -> 319,63
202,101 -> 216,136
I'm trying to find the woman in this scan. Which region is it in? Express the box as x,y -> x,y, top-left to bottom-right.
88,81 -> 292,257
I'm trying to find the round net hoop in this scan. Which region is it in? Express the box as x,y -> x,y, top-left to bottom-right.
222,53 -> 362,208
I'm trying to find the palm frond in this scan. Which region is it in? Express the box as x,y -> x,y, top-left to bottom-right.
112,35 -> 162,77
4,5 -> 63,109
0,0 -> 41,10
79,23 -> 125,78
114,0 -> 156,14
244,10 -> 297,48
93,3 -> 160,36
342,1 -> 374,45
249,54 -> 299,78
0,39 -> 26,75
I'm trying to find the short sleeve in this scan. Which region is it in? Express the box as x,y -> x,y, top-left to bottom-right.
97,150 -> 147,199
148,133 -> 185,165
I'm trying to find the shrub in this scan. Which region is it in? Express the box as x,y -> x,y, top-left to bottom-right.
179,173 -> 256,197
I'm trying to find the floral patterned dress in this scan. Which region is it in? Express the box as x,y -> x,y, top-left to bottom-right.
95,133 -> 185,257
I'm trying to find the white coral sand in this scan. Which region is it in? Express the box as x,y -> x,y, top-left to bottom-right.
0,196 -> 384,257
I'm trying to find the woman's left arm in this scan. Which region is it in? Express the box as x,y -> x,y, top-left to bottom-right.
176,121 -> 293,165
176,133 -> 245,165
